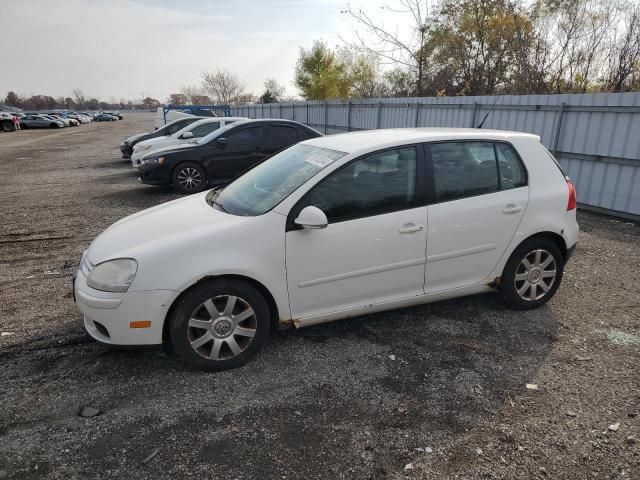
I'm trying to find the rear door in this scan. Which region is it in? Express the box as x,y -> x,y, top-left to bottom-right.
205,125 -> 267,182
425,141 -> 529,292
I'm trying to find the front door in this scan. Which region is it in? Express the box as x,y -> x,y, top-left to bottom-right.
425,141 -> 529,292
206,125 -> 267,182
285,146 -> 428,320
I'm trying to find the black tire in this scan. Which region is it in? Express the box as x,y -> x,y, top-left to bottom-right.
49,123 -> 59,129
20,123 -> 28,129
169,279 -> 270,371
172,161 -> 207,194
501,237 -> 564,310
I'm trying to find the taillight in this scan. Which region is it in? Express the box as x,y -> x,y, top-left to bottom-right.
566,177 -> 577,211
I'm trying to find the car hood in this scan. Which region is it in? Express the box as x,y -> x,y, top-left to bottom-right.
140,142 -> 200,159
135,137 -> 167,149
123,132 -> 148,145
86,191 -> 247,264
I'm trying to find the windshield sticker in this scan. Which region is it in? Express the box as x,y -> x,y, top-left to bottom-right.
304,153 -> 335,168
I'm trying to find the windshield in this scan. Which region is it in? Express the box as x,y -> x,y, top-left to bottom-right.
211,143 -> 347,216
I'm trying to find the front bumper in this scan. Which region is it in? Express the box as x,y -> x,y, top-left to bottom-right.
74,269 -> 178,345
120,143 -> 132,158
139,163 -> 171,185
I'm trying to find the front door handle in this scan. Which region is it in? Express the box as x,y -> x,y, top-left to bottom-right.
399,223 -> 424,234
502,204 -> 523,214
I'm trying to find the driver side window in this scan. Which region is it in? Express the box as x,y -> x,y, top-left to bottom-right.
299,147 -> 417,223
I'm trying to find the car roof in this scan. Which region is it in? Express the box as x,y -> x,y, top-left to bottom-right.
302,128 -> 540,154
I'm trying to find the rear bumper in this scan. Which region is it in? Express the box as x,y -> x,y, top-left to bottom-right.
74,270 -> 178,345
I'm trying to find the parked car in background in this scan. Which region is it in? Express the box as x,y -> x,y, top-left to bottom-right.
120,116 -> 205,159
104,111 -> 123,120
48,114 -> 78,127
20,114 -> 65,129
74,128 -> 578,371
130,117 -> 248,168
0,112 -> 17,132
94,113 -> 118,122
138,119 -> 322,193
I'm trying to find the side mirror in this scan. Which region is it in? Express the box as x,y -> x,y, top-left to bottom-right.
294,206 -> 328,230
216,137 -> 227,147
181,131 -> 194,139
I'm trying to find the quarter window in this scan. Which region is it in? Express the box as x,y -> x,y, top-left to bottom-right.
496,143 -> 527,189
300,147 -> 417,223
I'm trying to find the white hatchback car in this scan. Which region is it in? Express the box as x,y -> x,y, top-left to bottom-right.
130,117 -> 247,168
74,128 -> 578,371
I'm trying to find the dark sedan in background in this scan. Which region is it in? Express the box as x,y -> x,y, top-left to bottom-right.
120,116 -> 205,159
138,119 -> 322,194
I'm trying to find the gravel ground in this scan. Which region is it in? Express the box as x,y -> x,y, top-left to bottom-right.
0,113 -> 638,479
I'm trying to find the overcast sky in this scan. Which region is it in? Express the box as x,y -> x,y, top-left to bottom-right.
0,0 -> 392,102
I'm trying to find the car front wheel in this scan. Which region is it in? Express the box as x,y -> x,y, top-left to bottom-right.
501,237 -> 564,310
169,279 -> 270,371
172,162 -> 207,194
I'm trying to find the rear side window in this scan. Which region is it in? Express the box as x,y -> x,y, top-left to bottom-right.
430,141 -> 526,202
431,142 -> 499,201
191,122 -> 221,137
268,126 -> 298,145
300,147 -> 417,223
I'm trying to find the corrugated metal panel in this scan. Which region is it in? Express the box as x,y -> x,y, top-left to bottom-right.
231,93 -> 640,219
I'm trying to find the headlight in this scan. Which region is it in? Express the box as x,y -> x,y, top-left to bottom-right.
86,258 -> 138,292
140,156 -> 165,165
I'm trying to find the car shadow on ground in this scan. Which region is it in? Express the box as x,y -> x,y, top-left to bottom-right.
1,291 -> 558,478
91,184 -> 180,209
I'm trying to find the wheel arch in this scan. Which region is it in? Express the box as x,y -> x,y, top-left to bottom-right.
162,274 -> 281,344
520,231 -> 568,261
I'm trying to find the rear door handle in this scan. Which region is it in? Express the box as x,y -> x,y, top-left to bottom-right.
502,204 -> 523,214
399,223 -> 423,234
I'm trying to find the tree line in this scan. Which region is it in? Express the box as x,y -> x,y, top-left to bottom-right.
3,89 -> 162,111
296,0 -> 640,99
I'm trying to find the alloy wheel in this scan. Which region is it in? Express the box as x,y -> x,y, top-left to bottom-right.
187,295 -> 257,361
514,249 -> 557,301
177,167 -> 202,191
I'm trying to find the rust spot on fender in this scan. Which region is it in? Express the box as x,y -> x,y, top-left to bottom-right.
487,276 -> 501,289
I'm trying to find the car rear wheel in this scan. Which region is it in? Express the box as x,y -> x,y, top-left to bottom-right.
20,123 -> 28,129
49,123 -> 59,128
172,162 -> 207,194
501,237 -> 564,310
169,279 -> 270,371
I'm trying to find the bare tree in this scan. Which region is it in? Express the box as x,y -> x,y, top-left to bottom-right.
201,70 -> 246,105
72,88 -> 86,109
605,5 -> 640,91
341,1 -> 432,95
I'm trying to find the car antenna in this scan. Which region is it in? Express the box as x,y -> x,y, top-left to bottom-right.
476,94 -> 502,129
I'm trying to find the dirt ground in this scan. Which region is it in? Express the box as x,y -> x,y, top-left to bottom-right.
0,112 -> 638,480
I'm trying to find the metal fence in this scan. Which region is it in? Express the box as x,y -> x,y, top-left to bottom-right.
231,93 -> 640,220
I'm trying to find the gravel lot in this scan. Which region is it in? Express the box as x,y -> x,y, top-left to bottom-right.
0,113 -> 638,479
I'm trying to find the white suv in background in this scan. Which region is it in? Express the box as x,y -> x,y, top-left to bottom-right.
74,128 -> 578,371
130,117 -> 247,168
